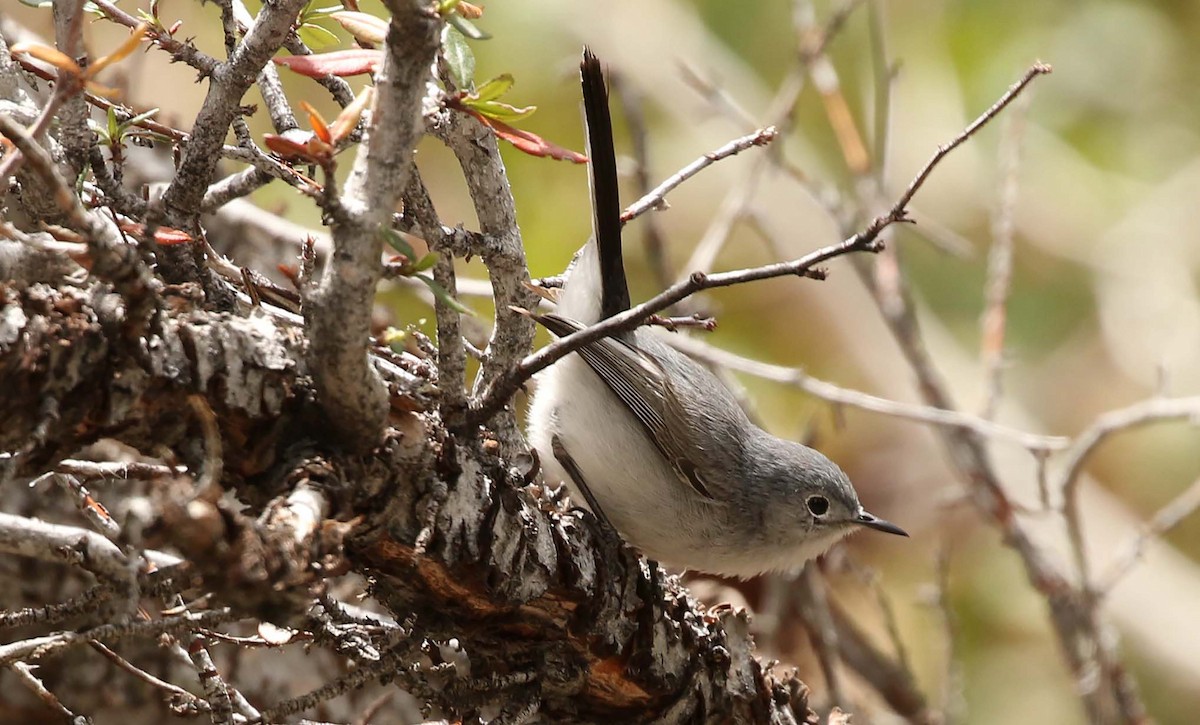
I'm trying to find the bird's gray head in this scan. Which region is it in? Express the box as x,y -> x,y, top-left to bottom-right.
744,433 -> 908,549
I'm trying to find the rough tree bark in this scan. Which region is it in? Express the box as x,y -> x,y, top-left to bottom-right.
0,4 -> 818,720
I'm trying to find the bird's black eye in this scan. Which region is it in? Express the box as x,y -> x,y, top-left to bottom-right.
806,495 -> 829,517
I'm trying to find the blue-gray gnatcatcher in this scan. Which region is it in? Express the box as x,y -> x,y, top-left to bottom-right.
526,49 -> 907,578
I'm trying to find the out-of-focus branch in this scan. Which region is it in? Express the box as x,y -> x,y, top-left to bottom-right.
304,1 -> 441,449
843,50 -> 1145,720
1059,395 -> 1200,590
979,92 -> 1032,419
1097,476 -> 1200,594
0,608 -> 237,666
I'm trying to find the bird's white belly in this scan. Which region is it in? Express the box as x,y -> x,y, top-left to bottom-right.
527,354 -> 708,564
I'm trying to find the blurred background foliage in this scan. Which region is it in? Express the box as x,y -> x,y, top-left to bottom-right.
10,0 -> 1200,722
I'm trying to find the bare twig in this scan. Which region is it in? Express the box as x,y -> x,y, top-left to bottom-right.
8,661 -> 83,722
472,64 -> 1050,426
429,109 -> 539,446
0,510 -> 138,620
158,0 -> 310,223
0,608 -> 237,665
934,542 -> 965,724
796,565 -> 848,710
1059,395 -> 1200,591
90,641 -> 213,714
1097,476 -> 1200,594
621,126 -> 777,224
851,57 -> 1145,722
979,91 -> 1032,419
469,227 -> 881,424
612,70 -> 673,289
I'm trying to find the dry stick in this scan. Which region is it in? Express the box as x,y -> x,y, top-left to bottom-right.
471,65 -> 1052,426
90,641 -> 213,714
620,126 -> 778,224
468,230 -> 878,425
934,542 -> 966,725
8,661 -> 83,721
796,0 -> 870,175
866,0 -> 892,189
611,69 -> 673,290
1096,475 -> 1200,595
855,63 -> 1147,721
0,608 -> 237,665
158,0 -> 309,227
796,565 -> 849,711
825,597 -> 930,720
431,107 -> 538,448
673,154 -> 771,284
55,460 -> 188,480
979,91 -> 1032,420
1058,395 -> 1200,592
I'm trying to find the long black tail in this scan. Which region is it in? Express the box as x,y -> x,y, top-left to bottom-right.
580,48 -> 629,320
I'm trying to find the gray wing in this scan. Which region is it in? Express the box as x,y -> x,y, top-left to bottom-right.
537,313 -> 727,503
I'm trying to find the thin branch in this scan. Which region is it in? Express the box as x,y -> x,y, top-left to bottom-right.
612,70 -> 672,289
979,91 -> 1032,419
55,459 -> 188,481
469,227 -> 881,425
0,608 -> 237,666
880,62 -> 1052,233
0,510 -> 139,619
90,641 -> 213,715
1097,476 -> 1200,594
403,172 -> 467,426
429,108 -> 538,446
796,565 -> 848,711
472,64 -> 1050,426
620,126 -> 777,224
849,59 -> 1146,723
8,661 -> 83,722
159,0 -> 310,229
1059,395 -> 1200,591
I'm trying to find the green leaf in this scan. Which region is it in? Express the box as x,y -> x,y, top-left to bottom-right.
107,107 -> 121,141
380,227 -> 416,260
18,0 -> 54,8
465,99 -> 536,123
448,14 -> 490,40
473,73 -> 513,102
411,252 -> 439,273
418,274 -> 474,316
436,0 -> 463,16
297,22 -> 340,51
441,25 -> 475,89
124,108 -> 160,127
87,118 -> 111,145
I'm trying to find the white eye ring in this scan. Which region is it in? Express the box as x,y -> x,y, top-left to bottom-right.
806,495 -> 829,517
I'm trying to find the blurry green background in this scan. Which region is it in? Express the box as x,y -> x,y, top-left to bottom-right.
10,0 -> 1200,722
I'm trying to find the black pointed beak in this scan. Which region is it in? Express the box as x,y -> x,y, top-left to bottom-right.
856,510 -> 908,537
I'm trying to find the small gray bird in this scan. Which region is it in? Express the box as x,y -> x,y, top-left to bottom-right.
525,49 -> 907,578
